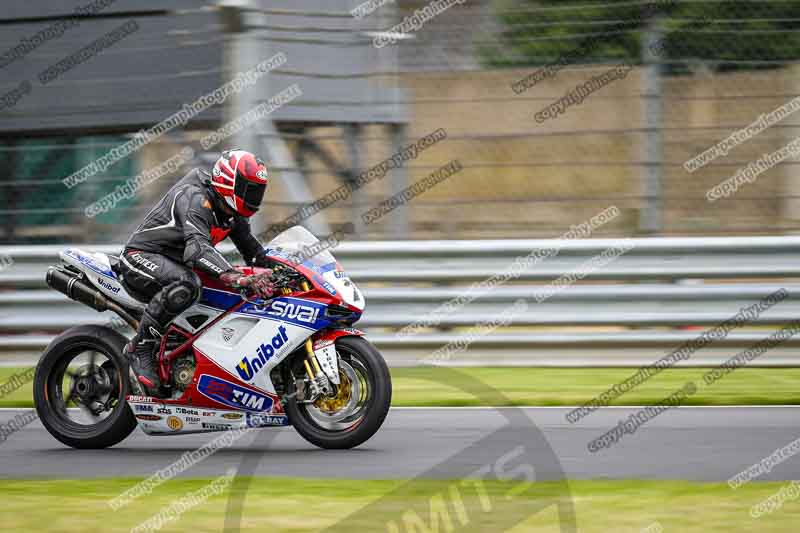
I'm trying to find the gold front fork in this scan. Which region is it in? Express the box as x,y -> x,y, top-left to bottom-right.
296,282 -> 323,379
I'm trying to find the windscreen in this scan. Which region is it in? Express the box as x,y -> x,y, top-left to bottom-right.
266,226 -> 336,273
265,226 -> 364,309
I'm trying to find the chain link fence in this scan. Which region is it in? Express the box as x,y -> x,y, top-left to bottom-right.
1,0 -> 799,244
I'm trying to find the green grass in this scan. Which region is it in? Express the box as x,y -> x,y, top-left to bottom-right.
0,477 -> 797,532
2,366 -> 798,408
389,366 -> 800,407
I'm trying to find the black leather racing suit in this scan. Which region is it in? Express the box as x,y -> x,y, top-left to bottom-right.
119,168 -> 268,336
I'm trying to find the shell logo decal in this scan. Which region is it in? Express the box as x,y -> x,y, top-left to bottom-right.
166,416 -> 183,431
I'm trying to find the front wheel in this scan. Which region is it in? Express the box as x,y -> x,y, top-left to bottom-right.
285,336 -> 392,449
34,324 -> 137,449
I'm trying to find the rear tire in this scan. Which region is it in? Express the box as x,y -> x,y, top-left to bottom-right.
285,336 -> 391,449
34,325 -> 137,449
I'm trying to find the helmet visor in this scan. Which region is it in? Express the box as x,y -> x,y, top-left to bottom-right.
235,179 -> 266,212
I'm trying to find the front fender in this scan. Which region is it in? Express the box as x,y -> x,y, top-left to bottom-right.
311,328 -> 365,384
311,327 -> 365,348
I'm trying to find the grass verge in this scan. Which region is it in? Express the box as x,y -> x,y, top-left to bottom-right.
389,366 -> 800,407
0,477 -> 796,532
0,366 -> 797,408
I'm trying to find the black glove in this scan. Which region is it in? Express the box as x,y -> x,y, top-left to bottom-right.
252,252 -> 271,268
220,270 -> 275,300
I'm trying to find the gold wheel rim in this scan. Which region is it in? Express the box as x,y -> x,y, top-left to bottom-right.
314,369 -> 353,414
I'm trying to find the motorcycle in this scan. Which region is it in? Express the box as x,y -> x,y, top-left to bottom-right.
33,226 -> 391,449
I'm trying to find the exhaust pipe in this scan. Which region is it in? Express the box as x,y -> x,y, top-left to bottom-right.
46,267 -> 139,330
47,267 -> 109,313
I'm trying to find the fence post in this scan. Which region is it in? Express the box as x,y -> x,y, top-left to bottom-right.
388,123 -> 410,238
639,16 -> 665,234
344,123 -> 366,239
217,0 -> 328,237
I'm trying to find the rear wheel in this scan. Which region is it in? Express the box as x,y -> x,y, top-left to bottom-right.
34,325 -> 137,449
285,336 -> 391,449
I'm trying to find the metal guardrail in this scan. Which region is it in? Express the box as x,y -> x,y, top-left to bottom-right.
5,237 -> 800,287
1,236 -> 800,366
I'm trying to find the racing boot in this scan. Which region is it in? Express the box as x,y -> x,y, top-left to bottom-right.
125,311 -> 164,394
124,278 -> 200,396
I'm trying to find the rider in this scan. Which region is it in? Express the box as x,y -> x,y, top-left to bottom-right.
119,149 -> 275,393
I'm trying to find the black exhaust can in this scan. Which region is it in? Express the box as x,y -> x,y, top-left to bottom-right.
46,267 -> 110,313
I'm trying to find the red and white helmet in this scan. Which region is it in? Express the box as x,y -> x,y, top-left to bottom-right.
210,149 -> 269,217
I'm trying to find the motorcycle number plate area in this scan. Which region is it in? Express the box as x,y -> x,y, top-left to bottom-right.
314,342 -> 340,385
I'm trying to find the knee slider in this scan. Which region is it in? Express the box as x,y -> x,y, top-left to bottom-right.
164,280 -> 200,313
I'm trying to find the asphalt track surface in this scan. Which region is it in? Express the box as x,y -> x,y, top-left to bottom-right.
1,407 -> 799,481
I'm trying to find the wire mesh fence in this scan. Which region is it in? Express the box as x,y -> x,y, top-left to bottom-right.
1,0 -> 799,244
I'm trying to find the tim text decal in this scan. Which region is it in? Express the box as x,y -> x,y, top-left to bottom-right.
197,374 -> 274,412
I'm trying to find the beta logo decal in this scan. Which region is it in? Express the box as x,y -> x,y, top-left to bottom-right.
236,326 -> 288,381
167,416 -> 183,431
197,374 -> 274,412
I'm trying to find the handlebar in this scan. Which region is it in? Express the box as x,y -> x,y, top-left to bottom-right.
238,264 -> 308,305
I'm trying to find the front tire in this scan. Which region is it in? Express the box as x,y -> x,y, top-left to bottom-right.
34,324 -> 137,449
285,336 -> 391,449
